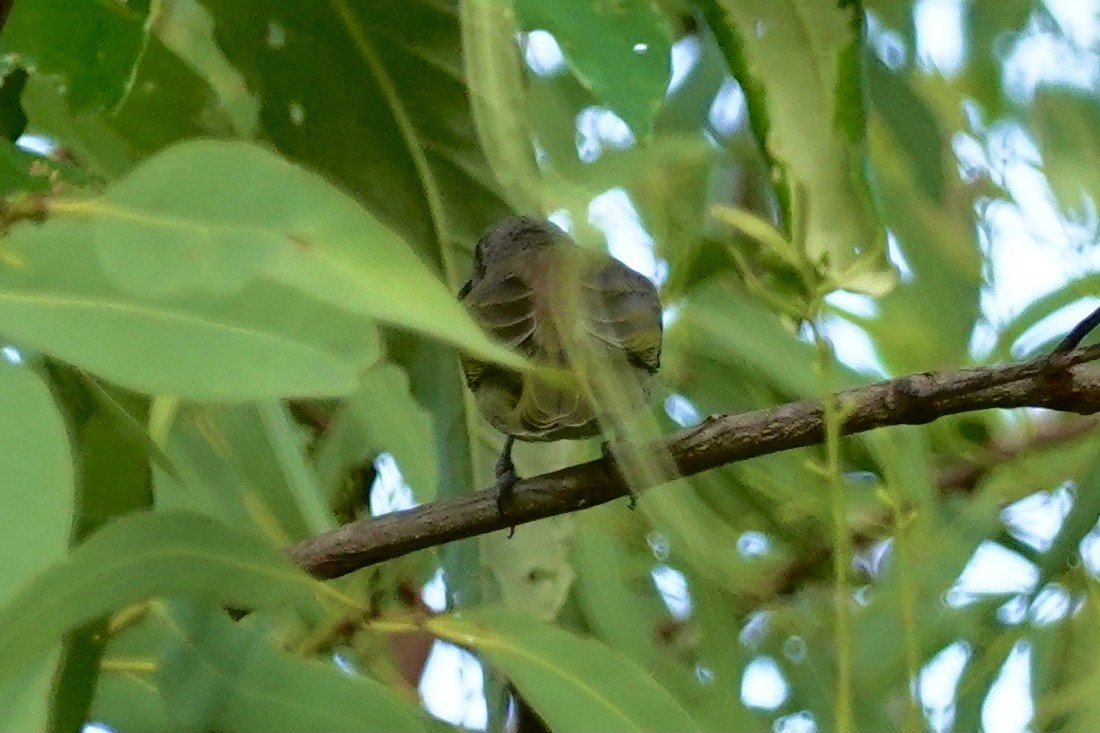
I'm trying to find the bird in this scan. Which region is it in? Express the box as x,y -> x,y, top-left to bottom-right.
458,216 -> 663,518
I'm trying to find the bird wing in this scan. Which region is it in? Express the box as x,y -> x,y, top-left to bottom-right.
460,262 -> 598,438
581,258 -> 663,374
459,269 -> 537,389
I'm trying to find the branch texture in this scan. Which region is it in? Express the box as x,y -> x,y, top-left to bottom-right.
288,344 -> 1100,579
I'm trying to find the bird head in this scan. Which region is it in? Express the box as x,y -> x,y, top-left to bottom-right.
471,216 -> 570,282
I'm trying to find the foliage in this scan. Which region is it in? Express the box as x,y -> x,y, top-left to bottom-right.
0,0 -> 1098,731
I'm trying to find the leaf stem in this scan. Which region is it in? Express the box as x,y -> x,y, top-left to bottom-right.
876,434 -> 923,731
811,321 -> 854,733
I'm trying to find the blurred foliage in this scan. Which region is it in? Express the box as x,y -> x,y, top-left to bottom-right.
0,0 -> 1099,731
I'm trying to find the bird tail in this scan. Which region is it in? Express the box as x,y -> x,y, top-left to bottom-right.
516,370 -> 596,439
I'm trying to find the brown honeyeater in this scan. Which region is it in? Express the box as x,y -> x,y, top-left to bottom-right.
458,216 -> 663,509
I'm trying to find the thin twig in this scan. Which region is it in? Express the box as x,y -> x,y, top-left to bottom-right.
937,416 -> 1099,493
1054,305 -> 1100,354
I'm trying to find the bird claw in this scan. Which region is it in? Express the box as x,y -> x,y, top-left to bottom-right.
494,468 -> 519,538
494,436 -> 518,538
600,440 -> 638,510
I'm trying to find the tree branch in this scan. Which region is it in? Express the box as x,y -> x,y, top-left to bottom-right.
765,415 -> 1100,599
937,415 -> 1099,493
287,343 -> 1100,579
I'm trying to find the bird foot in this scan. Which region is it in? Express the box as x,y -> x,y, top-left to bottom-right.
599,440 -> 637,510
495,436 -> 518,538
494,468 -> 519,539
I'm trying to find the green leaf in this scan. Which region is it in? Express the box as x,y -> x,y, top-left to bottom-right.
155,403 -> 334,541
863,54 -> 980,372
90,607 -> 181,731
1036,448 -> 1100,588
514,0 -> 671,138
46,619 -> 108,733
202,0 -> 510,269
0,67 -> 28,141
1034,584 -> 1100,732
49,391 -> 155,733
0,660 -> 59,733
429,610 -> 701,732
0,139 -> 89,200
0,511 -> 331,688
685,576 -> 762,732
459,0 -> 541,214
0,361 -> 75,731
460,0 -> 542,213
63,140 -> 521,369
150,0 -> 258,138
20,35 -> 239,180
572,512 -> 668,662
315,363 -> 437,503
1,0 -> 151,110
92,671 -> 171,732
159,603 -> 427,733
0,217 -> 380,400
698,0 -> 893,294
484,516 -> 574,620
0,362 -> 75,605
866,55 -> 945,203
1032,87 -> 1100,212
671,282 -> 864,400
75,407 -> 155,536
78,374 -> 177,478
390,333 -> 487,608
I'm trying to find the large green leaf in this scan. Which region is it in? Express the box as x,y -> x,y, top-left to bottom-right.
1,0 -> 151,110
698,0 -> 893,294
158,603 -> 427,732
202,0 -> 511,271
0,361 -> 75,731
66,140 -> 523,368
0,362 -> 74,604
0,511 -> 330,688
0,217 -> 378,400
429,610 -> 702,732
514,0 -> 671,138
